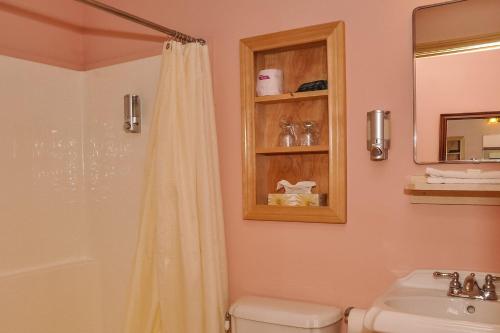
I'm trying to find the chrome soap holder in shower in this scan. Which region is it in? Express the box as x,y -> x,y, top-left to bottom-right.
124,94 -> 141,133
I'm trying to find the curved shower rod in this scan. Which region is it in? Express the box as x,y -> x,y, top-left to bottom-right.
73,0 -> 206,44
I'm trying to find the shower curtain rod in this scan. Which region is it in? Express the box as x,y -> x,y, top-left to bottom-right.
73,0 -> 205,44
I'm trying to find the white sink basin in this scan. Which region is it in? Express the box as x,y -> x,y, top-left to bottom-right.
363,270 -> 500,333
385,296 -> 500,325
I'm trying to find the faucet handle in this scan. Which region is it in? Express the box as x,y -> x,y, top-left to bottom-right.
433,271 -> 459,279
482,274 -> 499,301
433,271 -> 461,295
486,275 -> 499,282
483,274 -> 499,289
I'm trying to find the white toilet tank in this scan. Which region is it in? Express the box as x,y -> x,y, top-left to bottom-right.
229,296 -> 342,333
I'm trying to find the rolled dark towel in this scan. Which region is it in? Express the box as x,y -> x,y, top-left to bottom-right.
296,80 -> 328,92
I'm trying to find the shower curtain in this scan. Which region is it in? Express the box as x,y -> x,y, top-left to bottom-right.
124,41 -> 228,333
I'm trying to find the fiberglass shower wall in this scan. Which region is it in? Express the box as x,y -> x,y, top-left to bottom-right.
84,55 -> 160,333
0,0 -> 164,330
0,54 -> 100,333
0,44 -> 160,333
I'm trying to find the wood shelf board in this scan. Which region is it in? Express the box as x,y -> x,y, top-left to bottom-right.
245,205 -> 344,223
241,22 -> 342,52
255,145 -> 329,155
255,90 -> 328,104
409,196 -> 500,206
405,176 -> 500,205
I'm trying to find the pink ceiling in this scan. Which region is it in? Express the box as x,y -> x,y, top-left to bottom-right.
0,0 -> 85,69
6,0 -> 499,70
0,0 -> 186,70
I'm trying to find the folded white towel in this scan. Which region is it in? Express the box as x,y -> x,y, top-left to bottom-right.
426,167 -> 500,179
427,176 -> 500,184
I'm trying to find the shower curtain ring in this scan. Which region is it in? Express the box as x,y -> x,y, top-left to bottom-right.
173,31 -> 180,43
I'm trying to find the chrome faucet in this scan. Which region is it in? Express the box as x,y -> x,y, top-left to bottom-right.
433,271 -> 499,301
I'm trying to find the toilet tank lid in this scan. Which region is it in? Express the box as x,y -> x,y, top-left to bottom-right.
229,296 -> 342,329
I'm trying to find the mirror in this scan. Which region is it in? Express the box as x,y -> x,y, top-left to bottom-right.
413,0 -> 500,163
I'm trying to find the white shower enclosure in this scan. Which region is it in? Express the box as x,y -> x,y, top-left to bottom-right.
0,53 -> 162,333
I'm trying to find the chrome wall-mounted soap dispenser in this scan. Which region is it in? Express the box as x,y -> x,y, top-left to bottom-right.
124,94 -> 141,133
367,110 -> 391,161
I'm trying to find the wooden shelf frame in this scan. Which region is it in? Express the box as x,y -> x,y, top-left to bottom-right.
240,22 -> 347,223
255,145 -> 329,155
255,90 -> 328,104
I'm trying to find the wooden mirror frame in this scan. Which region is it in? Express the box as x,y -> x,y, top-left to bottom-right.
439,111 -> 500,161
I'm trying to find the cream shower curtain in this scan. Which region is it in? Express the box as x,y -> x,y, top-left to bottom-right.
124,41 -> 228,333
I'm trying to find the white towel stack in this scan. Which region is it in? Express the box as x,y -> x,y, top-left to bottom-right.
426,168 -> 500,184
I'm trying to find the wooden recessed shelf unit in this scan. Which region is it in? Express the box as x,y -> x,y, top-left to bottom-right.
240,22 -> 347,223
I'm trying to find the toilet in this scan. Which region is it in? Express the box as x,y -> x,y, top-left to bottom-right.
229,296 -> 342,333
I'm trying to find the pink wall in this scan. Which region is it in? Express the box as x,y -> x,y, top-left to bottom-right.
191,0 -> 500,310
416,48 -> 500,162
2,0 -> 500,318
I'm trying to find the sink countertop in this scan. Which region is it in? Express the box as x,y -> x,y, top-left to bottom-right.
363,269 -> 500,333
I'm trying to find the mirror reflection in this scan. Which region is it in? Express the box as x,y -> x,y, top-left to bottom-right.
413,0 -> 500,163
439,112 -> 500,161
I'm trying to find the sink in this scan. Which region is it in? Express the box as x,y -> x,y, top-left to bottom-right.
385,296 -> 500,325
363,270 -> 500,333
